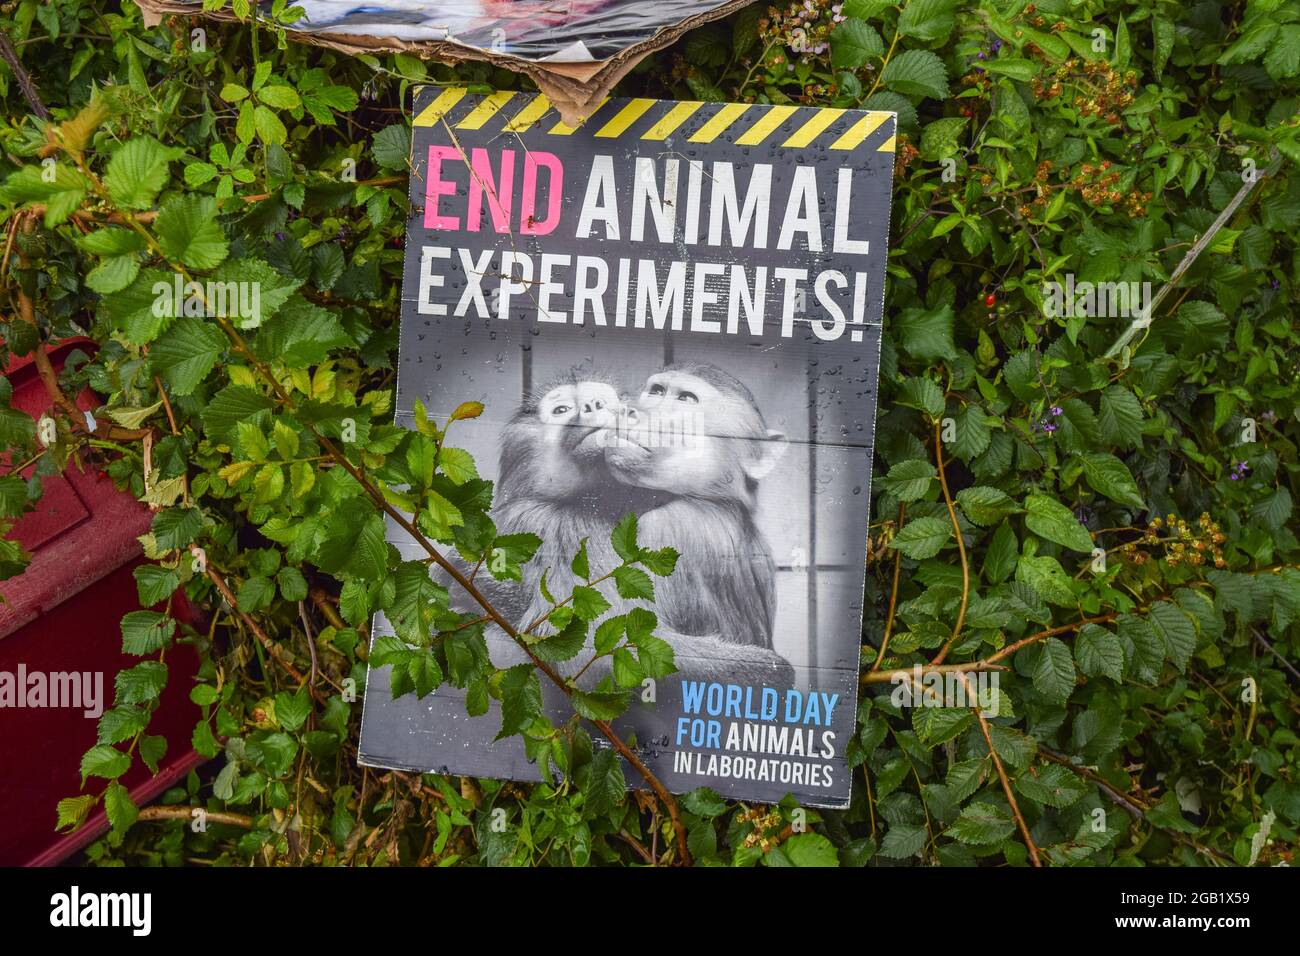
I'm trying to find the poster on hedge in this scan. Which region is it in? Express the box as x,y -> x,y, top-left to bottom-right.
357,86 -> 896,807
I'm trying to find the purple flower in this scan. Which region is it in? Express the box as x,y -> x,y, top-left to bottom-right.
992,39 -> 1003,52
1050,405 -> 1063,417
977,51 -> 986,59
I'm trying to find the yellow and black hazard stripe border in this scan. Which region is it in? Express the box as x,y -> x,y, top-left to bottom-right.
411,86 -> 896,154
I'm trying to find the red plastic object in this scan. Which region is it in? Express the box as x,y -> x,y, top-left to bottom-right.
0,342 -> 205,866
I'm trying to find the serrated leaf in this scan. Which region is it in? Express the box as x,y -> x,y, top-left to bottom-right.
1080,452 -> 1145,509
1032,637 -> 1076,704
1147,601 -> 1196,673
105,137 -> 180,210
150,319 -> 227,395
947,800 -> 1015,845
155,195 -> 229,270
1075,624 -> 1124,681
120,610 -> 175,655
831,19 -> 885,70
1025,494 -> 1094,552
881,459 -> 935,501
881,49 -> 948,99
104,781 -> 139,832
956,485 -> 1020,525
889,515 -> 951,559
81,744 -> 131,782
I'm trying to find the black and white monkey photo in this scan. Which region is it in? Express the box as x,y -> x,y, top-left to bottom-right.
471,361 -> 796,690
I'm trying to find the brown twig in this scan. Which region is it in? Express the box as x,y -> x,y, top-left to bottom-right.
0,31 -> 50,120
862,660 -> 1007,685
615,829 -> 656,865
931,420 -> 969,665
299,599 -> 319,688
206,566 -> 326,704
137,806 -> 253,828
869,502 -> 905,673
983,613 -> 1118,666
961,673 -> 1041,867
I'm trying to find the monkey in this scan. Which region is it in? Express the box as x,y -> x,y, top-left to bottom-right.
440,362 -> 795,694
600,362 -> 796,687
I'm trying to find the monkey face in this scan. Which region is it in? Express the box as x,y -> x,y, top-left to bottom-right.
498,379 -> 625,502
603,369 -> 786,504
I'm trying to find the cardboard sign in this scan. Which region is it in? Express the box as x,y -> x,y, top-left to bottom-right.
131,0 -> 754,123
358,87 -> 895,807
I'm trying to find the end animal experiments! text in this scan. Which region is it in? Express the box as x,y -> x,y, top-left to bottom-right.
359,89 -> 895,806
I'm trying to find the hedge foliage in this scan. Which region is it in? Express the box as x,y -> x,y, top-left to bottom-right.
0,0 -> 1298,866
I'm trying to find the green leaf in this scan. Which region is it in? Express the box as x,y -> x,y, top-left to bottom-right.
1075,624 -> 1124,681
682,787 -> 727,818
275,689 -> 313,732
612,564 -> 654,600
957,485 -> 1020,525
150,506 -> 203,551
257,83 -> 300,109
1080,453 -> 1145,509
881,459 -> 935,501
56,795 -> 97,833
984,57 -> 1039,81
1014,764 -> 1088,809
105,137 -> 180,210
582,747 -> 626,815
104,781 -> 139,832
889,515 -> 951,559
438,447 -> 478,484
347,514 -> 391,581
372,124 -> 413,168
898,0 -> 958,43
783,832 -> 841,867
878,823 -> 927,859
1097,385 -> 1142,449
896,304 -> 956,361
1016,552 -> 1074,605
611,513 -> 639,562
253,104 -> 288,145
571,689 -> 630,721
897,377 -> 946,419
254,297 -> 352,366
1147,602 -> 1196,673
1265,25 -> 1300,79
81,744 -> 131,783
638,546 -> 678,576
155,195 -> 229,270
2,163 -> 89,227
120,610 -> 175,655
1024,494 -> 1094,553
238,574 -> 276,611
881,49 -> 948,99
150,318 -> 227,395
947,800 -> 1016,845
386,561 -> 449,645
571,585 -> 613,621
1032,637 -> 1076,704
139,735 -> 167,774
635,633 -> 676,679
496,665 -> 543,739
830,19 -> 885,70
97,705 -> 149,744
78,227 -> 146,256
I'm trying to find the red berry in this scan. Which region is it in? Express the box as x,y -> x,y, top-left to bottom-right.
984,293 -> 996,307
